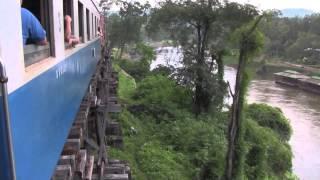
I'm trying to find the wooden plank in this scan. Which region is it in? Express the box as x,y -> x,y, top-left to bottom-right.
106,122 -> 122,136
68,127 -> 83,140
84,156 -> 94,180
58,155 -> 76,172
108,96 -> 118,102
105,174 -> 128,180
75,149 -> 87,178
62,139 -> 81,155
107,104 -> 121,113
105,166 -> 125,174
52,165 -> 72,180
99,161 -> 105,180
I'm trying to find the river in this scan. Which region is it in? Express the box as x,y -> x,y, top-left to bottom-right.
225,67 -> 320,180
153,47 -> 320,180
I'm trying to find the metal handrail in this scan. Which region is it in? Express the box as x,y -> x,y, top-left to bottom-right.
0,60 -> 16,180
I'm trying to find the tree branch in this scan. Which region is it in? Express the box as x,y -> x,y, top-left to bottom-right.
227,81 -> 234,98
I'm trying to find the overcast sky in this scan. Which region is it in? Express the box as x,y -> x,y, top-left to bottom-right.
109,0 -> 320,12
232,0 -> 320,12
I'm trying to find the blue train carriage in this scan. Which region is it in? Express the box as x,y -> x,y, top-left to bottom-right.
0,0 -> 104,179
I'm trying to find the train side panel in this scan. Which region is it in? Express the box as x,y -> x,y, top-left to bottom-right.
9,40 -> 100,180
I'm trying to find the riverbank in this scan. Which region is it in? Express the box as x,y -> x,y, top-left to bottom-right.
224,55 -> 320,77
225,66 -> 320,180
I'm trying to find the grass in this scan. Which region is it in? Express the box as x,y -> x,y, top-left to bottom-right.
113,64 -> 136,102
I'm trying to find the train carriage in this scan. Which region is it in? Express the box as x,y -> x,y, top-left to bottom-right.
0,0 -> 105,179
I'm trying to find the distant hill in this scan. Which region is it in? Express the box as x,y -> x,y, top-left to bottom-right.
281,8 -> 315,18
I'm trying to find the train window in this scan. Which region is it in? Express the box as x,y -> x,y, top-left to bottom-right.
95,17 -> 97,37
86,9 -> 90,40
22,0 -> 54,67
63,0 -> 74,34
78,2 -> 84,43
63,0 -> 81,49
91,13 -> 94,38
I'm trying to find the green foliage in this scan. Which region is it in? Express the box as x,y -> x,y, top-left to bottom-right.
137,141 -> 190,180
147,0 -> 260,114
261,14 -> 320,65
107,1 -> 150,58
157,116 -> 227,179
114,43 -> 155,81
244,119 -> 293,179
136,43 -> 155,64
242,104 -> 293,179
109,65 -> 294,180
113,64 -> 136,102
232,19 -> 265,59
133,75 -> 192,109
246,104 -> 292,141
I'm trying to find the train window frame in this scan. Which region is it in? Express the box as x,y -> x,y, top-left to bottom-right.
63,0 -> 74,34
86,9 -> 90,41
22,0 -> 55,67
78,2 -> 84,43
91,13 -> 94,38
63,0 -> 75,49
94,16 -> 97,37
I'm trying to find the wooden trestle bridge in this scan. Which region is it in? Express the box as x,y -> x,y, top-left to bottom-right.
51,50 -> 131,180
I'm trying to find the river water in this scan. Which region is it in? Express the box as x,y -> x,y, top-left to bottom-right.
153,47 -> 320,180
225,67 -> 320,180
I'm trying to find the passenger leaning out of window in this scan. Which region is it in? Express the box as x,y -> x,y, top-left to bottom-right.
64,15 -> 80,48
20,0 -> 47,45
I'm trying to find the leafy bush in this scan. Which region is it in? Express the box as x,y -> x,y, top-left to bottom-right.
132,75 -> 192,110
244,119 -> 293,179
157,117 -> 227,179
137,141 -> 191,180
109,65 -> 294,180
246,103 -> 292,141
115,43 -> 155,81
243,104 -> 293,179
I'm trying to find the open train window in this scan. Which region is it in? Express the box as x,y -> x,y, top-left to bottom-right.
78,2 -> 84,43
22,0 -> 54,67
63,0 -> 74,34
63,0 -> 74,49
86,9 -> 90,41
95,16 -> 97,37
91,13 -> 94,38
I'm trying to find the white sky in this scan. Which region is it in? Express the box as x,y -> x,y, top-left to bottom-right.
109,0 -> 320,12
232,0 -> 320,12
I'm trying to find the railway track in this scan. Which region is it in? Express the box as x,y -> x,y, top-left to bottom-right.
51,51 -> 131,180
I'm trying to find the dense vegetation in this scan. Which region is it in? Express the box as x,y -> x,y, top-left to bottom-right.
261,13 -> 320,65
103,0 -> 297,179
110,54 -> 295,179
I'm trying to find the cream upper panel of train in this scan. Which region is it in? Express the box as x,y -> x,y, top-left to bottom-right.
0,0 -> 102,94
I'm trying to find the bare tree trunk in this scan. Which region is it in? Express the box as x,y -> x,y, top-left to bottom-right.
217,51 -> 224,83
194,21 -> 210,115
118,42 -> 125,59
225,15 -> 264,180
225,47 -> 247,180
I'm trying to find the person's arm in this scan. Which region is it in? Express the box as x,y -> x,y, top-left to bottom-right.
36,37 -> 48,45
29,12 -> 48,45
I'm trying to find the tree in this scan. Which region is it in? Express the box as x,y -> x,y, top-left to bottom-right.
107,1 -> 150,58
147,0 -> 258,114
225,15 -> 265,180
